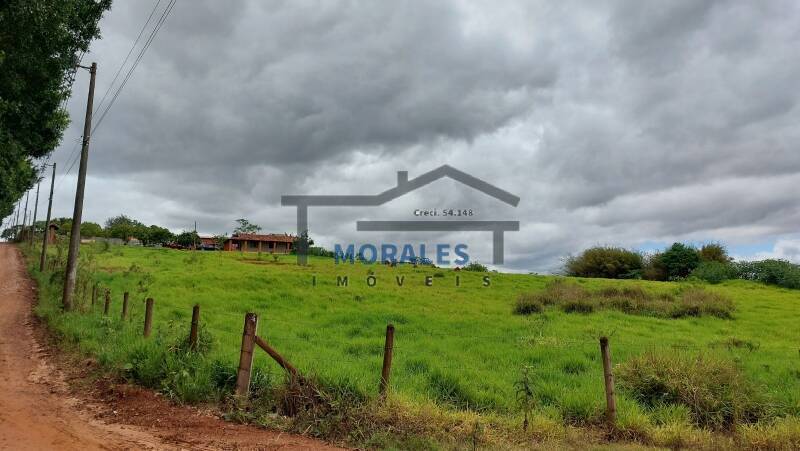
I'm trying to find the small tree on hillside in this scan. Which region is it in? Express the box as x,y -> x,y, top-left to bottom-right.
659,243 -> 700,280
565,246 -> 643,279
698,243 -> 731,263
234,218 -> 261,235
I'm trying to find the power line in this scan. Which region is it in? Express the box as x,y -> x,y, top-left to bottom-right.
93,0 -> 163,116
92,0 -> 176,134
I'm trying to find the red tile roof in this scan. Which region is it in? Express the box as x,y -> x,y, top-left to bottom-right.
228,233 -> 295,243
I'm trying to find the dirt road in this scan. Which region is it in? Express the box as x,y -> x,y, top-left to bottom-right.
0,243 -> 342,450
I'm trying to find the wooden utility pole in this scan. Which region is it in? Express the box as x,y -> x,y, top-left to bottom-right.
39,163 -> 56,271
29,178 -> 41,247
62,62 -> 97,311
21,190 -> 29,242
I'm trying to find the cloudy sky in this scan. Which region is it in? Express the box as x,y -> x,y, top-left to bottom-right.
28,0 -> 800,271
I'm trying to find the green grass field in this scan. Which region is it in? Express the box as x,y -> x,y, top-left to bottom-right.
26,244 -> 800,448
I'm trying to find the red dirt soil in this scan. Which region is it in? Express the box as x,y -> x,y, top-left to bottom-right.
0,243 -> 344,450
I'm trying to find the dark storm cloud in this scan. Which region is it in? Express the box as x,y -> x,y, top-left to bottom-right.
44,0 -> 800,271
85,0 -> 557,174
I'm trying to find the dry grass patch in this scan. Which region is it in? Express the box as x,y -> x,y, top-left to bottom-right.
617,351 -> 771,430
514,279 -> 734,319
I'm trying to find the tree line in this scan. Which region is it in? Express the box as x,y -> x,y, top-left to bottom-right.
565,243 -> 800,289
1,0 -> 111,219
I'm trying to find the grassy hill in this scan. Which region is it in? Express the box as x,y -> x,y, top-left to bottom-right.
27,244 -> 800,449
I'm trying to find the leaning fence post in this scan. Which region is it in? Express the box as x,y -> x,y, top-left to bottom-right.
103,289 -> 111,315
122,292 -> 129,320
91,284 -> 98,306
143,298 -> 154,337
189,304 -> 200,350
235,312 -> 258,398
379,323 -> 395,397
599,336 -> 616,425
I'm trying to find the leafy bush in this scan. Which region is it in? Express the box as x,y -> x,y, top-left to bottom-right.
691,261 -> 737,284
565,246 -> 643,279
735,259 -> 800,289
698,243 -> 731,263
463,262 -> 488,272
617,351 -> 771,429
659,243 -> 700,280
642,252 -> 668,281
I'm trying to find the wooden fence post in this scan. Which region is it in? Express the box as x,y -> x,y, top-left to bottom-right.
599,336 -> 616,425
143,298 -> 154,337
379,323 -> 395,397
235,312 -> 258,398
91,284 -> 97,306
189,304 -> 200,350
103,289 -> 111,315
121,292 -> 129,320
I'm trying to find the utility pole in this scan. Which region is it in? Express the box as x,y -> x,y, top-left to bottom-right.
40,163 -> 56,272
21,190 -> 30,242
62,62 -> 96,311
12,202 -> 19,238
30,178 -> 41,247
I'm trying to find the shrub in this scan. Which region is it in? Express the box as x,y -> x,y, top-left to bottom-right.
735,259 -> 800,289
691,261 -> 737,284
513,293 -> 543,315
642,252 -> 668,281
672,288 -> 734,319
565,246 -> 643,279
698,243 -> 731,263
659,243 -> 700,280
617,351 -> 770,430
463,262 -> 488,272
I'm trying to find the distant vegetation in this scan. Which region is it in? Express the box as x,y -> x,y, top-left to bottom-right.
567,242 -> 800,289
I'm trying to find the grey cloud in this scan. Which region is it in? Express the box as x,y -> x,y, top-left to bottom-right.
40,0 -> 800,273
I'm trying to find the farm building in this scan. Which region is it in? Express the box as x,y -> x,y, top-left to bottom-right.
223,233 -> 295,253
198,235 -> 219,250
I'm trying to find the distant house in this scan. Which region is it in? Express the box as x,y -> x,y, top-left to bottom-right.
223,233 -> 295,253
198,235 -> 219,250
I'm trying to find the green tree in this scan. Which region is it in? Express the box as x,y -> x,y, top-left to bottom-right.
698,243 -> 731,263
659,243 -> 701,280
175,231 -> 199,248
104,215 -> 145,242
80,221 -> 103,238
144,225 -> 173,246
0,0 -> 112,218
292,230 -> 314,255
233,218 -> 261,235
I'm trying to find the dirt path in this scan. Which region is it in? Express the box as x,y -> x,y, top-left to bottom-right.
0,243 -> 343,450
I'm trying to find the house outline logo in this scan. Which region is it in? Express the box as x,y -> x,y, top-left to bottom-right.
281,164 -> 520,265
